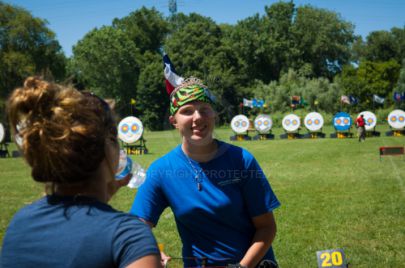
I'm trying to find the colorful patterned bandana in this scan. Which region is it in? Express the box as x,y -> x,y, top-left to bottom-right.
170,77 -> 216,115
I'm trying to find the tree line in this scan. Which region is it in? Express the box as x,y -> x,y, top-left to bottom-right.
1,1 -> 405,130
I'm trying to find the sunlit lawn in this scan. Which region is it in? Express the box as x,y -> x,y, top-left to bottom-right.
1,125 -> 404,267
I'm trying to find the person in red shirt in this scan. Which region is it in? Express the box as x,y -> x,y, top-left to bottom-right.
356,114 -> 366,142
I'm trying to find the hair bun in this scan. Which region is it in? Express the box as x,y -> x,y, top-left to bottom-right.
24,76 -> 48,90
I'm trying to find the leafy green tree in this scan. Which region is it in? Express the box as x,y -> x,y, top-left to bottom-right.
164,13 -> 222,76
264,1 -> 296,79
136,52 -> 169,130
223,2 -> 296,84
71,26 -> 141,114
393,59 -> 405,110
164,13 -> 243,123
225,14 -> 272,83
291,5 -> 355,78
0,1 -> 65,97
112,7 -> 169,54
391,26 -> 405,62
251,69 -> 340,114
358,27 -> 405,64
363,30 -> 398,62
339,60 -> 401,109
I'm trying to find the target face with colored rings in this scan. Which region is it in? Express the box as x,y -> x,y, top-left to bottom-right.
118,116 -> 144,144
333,112 -> 352,131
282,114 -> 300,132
358,111 -> 377,131
13,122 -> 25,147
304,112 -> 324,132
388,109 -> 405,129
231,115 -> 250,134
0,123 -> 4,143
254,114 -> 272,134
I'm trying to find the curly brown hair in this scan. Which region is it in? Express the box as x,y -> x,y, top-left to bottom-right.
7,77 -> 117,184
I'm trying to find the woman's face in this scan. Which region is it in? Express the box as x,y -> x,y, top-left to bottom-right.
104,135 -> 121,201
170,101 -> 216,146
105,135 -> 120,180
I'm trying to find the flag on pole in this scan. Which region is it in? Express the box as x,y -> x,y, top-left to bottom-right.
243,98 -> 253,108
393,92 -> 402,102
373,94 -> 385,104
349,95 -> 358,105
163,54 -> 184,95
340,95 -> 350,104
252,98 -> 265,108
299,96 -> 308,106
291,96 -> 301,105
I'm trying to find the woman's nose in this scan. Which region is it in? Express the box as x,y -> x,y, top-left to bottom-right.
193,110 -> 203,120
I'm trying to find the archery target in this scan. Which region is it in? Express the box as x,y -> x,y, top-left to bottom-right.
13,122 -> 24,147
118,116 -> 144,144
0,123 -> 4,143
333,112 -> 352,131
388,109 -> 405,130
254,114 -> 272,134
231,115 -> 250,134
358,111 -> 377,131
282,114 -> 300,132
304,112 -> 324,132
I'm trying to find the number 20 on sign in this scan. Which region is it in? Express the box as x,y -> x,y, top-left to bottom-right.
316,248 -> 347,268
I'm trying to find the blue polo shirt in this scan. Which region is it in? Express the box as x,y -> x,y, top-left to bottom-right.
130,141 -> 280,267
1,195 -> 159,268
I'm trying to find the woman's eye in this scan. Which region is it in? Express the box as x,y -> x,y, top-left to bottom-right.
181,109 -> 194,115
200,108 -> 213,116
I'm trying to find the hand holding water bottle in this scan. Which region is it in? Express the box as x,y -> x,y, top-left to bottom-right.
115,150 -> 146,188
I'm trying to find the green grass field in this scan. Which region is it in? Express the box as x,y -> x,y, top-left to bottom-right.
1,126 -> 404,267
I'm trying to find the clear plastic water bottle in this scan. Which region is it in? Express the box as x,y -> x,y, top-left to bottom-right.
115,150 -> 146,188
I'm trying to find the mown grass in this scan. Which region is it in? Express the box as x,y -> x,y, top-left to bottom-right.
1,125 -> 404,267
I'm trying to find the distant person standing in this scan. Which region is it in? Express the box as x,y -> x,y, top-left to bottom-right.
356,114 -> 366,142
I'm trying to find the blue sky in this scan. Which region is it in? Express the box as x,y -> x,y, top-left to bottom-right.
5,0 -> 405,57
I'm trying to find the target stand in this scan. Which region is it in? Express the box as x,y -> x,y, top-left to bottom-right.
303,132 -> 326,139
385,129 -> 405,137
385,109 -> 405,137
0,123 -> 10,158
280,132 -> 302,139
358,111 -> 380,138
253,133 -> 275,140
0,143 -> 10,158
330,131 -> 353,139
366,130 -> 381,137
252,114 -> 274,140
122,137 -> 148,155
330,112 -> 353,139
303,112 -> 325,139
118,116 -> 148,155
230,115 -> 252,141
280,113 -> 302,139
230,134 -> 252,141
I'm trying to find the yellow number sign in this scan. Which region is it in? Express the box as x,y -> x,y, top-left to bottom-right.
316,248 -> 347,268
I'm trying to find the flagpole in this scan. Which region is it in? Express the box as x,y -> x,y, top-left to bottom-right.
372,98 -> 375,112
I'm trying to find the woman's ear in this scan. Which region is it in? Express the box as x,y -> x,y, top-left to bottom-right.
169,115 -> 178,128
104,138 -> 119,180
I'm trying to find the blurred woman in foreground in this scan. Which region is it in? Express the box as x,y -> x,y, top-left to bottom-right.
1,77 -> 161,268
